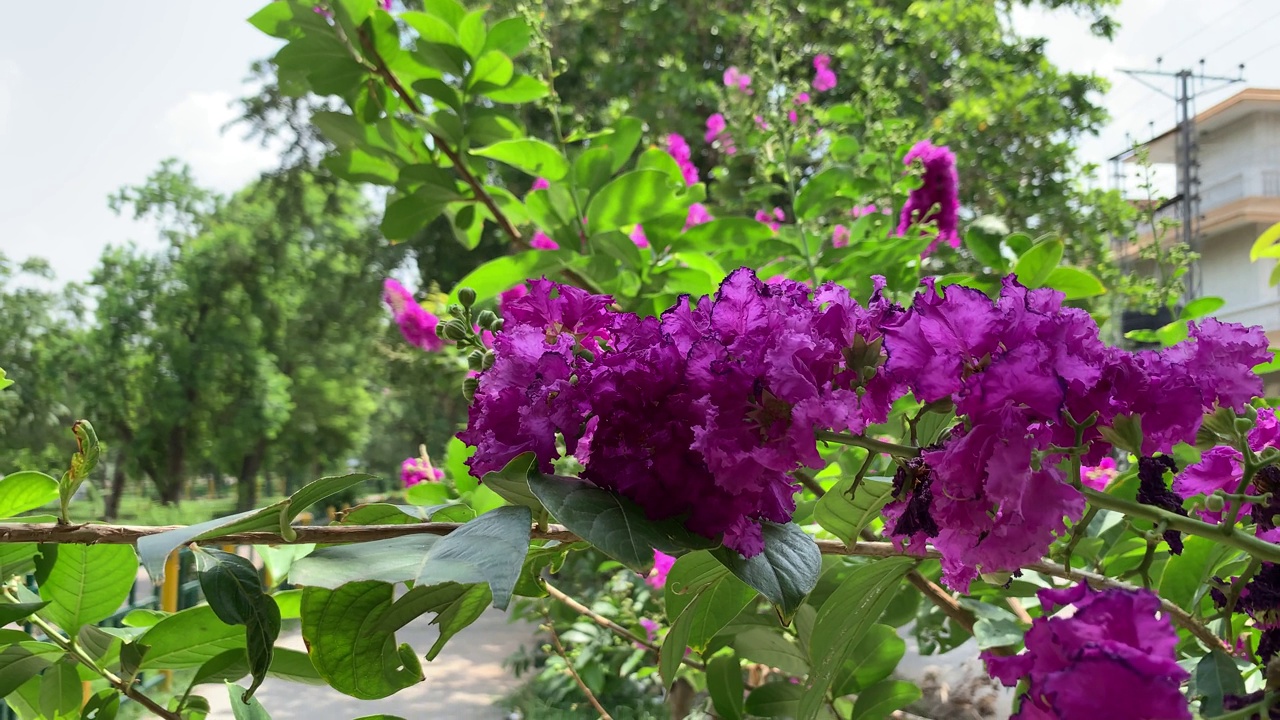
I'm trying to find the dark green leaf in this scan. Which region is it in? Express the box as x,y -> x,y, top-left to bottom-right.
707,653 -> 745,720
81,688 -> 119,720
712,522 -> 821,620
527,471 -> 715,572
800,557 -> 915,720
850,679 -> 921,719
38,658 -> 79,720
586,170 -> 690,236
1193,649 -> 1246,716
832,624 -> 905,695
289,535 -> 440,589
301,581 -> 423,699
794,166 -> 856,220
814,477 -> 893,546
0,543 -> 38,581
744,681 -> 803,717
1159,535 -> 1233,611
963,227 -> 1007,271
479,452 -> 543,510
414,505 -> 531,610
733,627 -> 809,676
36,544 -> 136,632
659,599 -> 695,689
194,549 -> 281,701
0,645 -> 53,697
472,138 -> 568,181
189,649 -> 251,689
0,599 -> 48,627
1044,266 -> 1105,300
1011,238 -> 1063,289
0,471 -> 58,517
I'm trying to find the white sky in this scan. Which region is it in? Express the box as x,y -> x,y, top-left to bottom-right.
1,0 -> 1278,284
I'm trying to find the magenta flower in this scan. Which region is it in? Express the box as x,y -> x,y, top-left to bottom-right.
530,231 -> 559,250
795,92 -> 811,105
1176,406 -> 1280,539
984,582 -> 1191,720
1079,458 -> 1117,491
705,113 -> 727,143
754,115 -> 769,131
531,177 -> 550,191
755,208 -> 785,231
382,279 -> 444,352
629,225 -> 650,248
788,109 -> 798,124
812,55 -> 837,93
499,284 -> 529,313
381,0 -> 392,8
636,617 -> 659,648
832,225 -> 851,248
400,457 -> 443,488
723,66 -> 752,93
664,133 -> 700,186
851,204 -> 882,218
685,203 -> 713,230
897,140 -> 961,255
646,551 -> 675,589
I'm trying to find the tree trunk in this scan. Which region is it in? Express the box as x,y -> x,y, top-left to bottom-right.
157,428 -> 188,506
235,441 -> 269,512
103,452 -> 128,522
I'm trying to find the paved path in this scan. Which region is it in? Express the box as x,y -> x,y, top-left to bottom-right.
204,609 -> 534,719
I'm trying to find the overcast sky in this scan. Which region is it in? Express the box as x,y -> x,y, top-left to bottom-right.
2,0 -> 1278,285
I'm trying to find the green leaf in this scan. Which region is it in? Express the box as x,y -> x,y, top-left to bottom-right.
414,505 -> 532,611
1011,238 -> 1064,289
1044,266 -> 1106,300
814,477 -> 893,546
602,116 -> 644,174
673,217 -> 775,254
0,471 -> 58,517
665,551 -> 730,620
482,74 -> 550,104
707,653 -> 745,720
659,599 -> 696,689
195,549 -> 281,701
794,166 -> 856,221
586,170 -> 690,236
800,557 -> 915,720
377,581 -> 488,659
448,249 -> 575,304
38,658 -> 80,720
478,452 -> 544,510
1181,296 -> 1226,320
289,535 -> 440,589
467,51 -> 513,89
36,544 -> 136,632
0,645 -> 53,698
80,688 -> 119,720
138,605 -> 245,670
963,227 -> 1007,271
832,624 -> 905,695
189,649 -> 251,689
733,627 -> 809,676
483,17 -> 532,56
405,482 -> 449,507
457,10 -> 486,58
527,471 -> 715,572
227,682 -> 273,720
711,522 -> 821,620
301,581 -> 424,699
0,544 -> 39,582
247,2 -> 302,39
402,11 -> 460,46
0,600 -> 48,627
138,473 -> 374,581
323,149 -> 399,186
745,681 -> 804,717
681,574 -> 757,653
1249,221 -> 1280,261
472,138 -> 568,181
849,679 -> 921,719
267,647 -> 325,685
1158,535 -> 1231,611
1193,649 -> 1246,716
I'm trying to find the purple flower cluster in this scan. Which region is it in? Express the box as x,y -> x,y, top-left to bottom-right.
723,67 -> 752,94
382,279 -> 443,352
896,140 -> 961,255
1177,406 -> 1280,541
400,457 -> 443,487
812,55 -> 837,93
460,270 -> 899,556
662,133 -> 712,230
985,582 -> 1191,720
879,279 -> 1266,590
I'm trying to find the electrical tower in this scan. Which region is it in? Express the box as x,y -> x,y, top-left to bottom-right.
1114,60 -> 1244,300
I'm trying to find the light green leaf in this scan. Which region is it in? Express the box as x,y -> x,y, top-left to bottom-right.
1011,238 -> 1064,289
227,682 -> 273,720
586,170 -> 690,236
482,74 -> 550,104
447,249 -> 575,304
660,599 -> 696,689
1158,535 -> 1232,611
733,627 -> 809,676
405,482 -> 449,507
478,452 -> 543,510
483,17 -> 532,56
1181,296 -> 1225,320
471,138 -> 568,181
673,218 -> 776,254
36,544 -> 136,632
1249,221 -> 1280,261
814,477 -> 893,546
0,471 -> 58,518
414,505 -> 532,611
712,522 -> 821,621
1193,649 -> 1246,716
301,581 -> 424,699
1044,266 -> 1106,300
38,658 -> 79,720
457,10 -> 486,58
849,679 -> 921,719
745,681 -> 804,718
527,471 -> 716,572
467,51 -> 513,89
832,624 -> 905,695
138,605 -> 245,670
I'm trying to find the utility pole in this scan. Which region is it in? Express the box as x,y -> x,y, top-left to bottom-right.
1115,60 -> 1244,299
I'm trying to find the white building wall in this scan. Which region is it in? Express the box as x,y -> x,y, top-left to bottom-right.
1200,223 -> 1280,331
1200,113 -> 1280,212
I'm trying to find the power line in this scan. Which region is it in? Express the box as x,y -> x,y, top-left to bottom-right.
1196,6 -> 1280,61
1149,0 -> 1261,62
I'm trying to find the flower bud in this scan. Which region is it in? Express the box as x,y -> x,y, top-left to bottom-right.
1245,404 -> 1259,422
435,323 -> 449,339
1235,417 -> 1254,434
462,377 -> 480,402
491,319 -> 504,333
1204,493 -> 1225,512
481,351 -> 496,370
444,320 -> 470,341
476,309 -> 499,330
447,303 -> 465,319
457,287 -> 477,308
467,349 -> 487,371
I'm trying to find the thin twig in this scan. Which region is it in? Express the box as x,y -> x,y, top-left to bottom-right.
794,471 -> 826,498
545,617 -> 614,720
544,581 -> 706,672
1005,598 -> 1033,625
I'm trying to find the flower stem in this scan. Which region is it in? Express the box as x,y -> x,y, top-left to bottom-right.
816,430 -> 921,459
1207,693 -> 1279,720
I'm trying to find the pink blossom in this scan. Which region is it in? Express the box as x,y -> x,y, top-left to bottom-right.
629,225 -> 649,248
832,225 -> 851,248
381,0 -> 392,8
382,279 -> 444,352
636,617 -> 659,648
685,203 -> 713,230
851,204 -> 881,218
788,110 -> 798,124
897,140 -> 961,255
754,115 -> 769,131
1080,458 -> 1118,491
400,457 -> 443,487
531,177 -> 550,191
664,134 -> 700,186
705,113 -> 727,143
795,92 -> 811,105
530,231 -> 559,250
723,67 -> 752,93
754,207 -> 785,231
646,551 -> 675,589
812,54 -> 837,93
